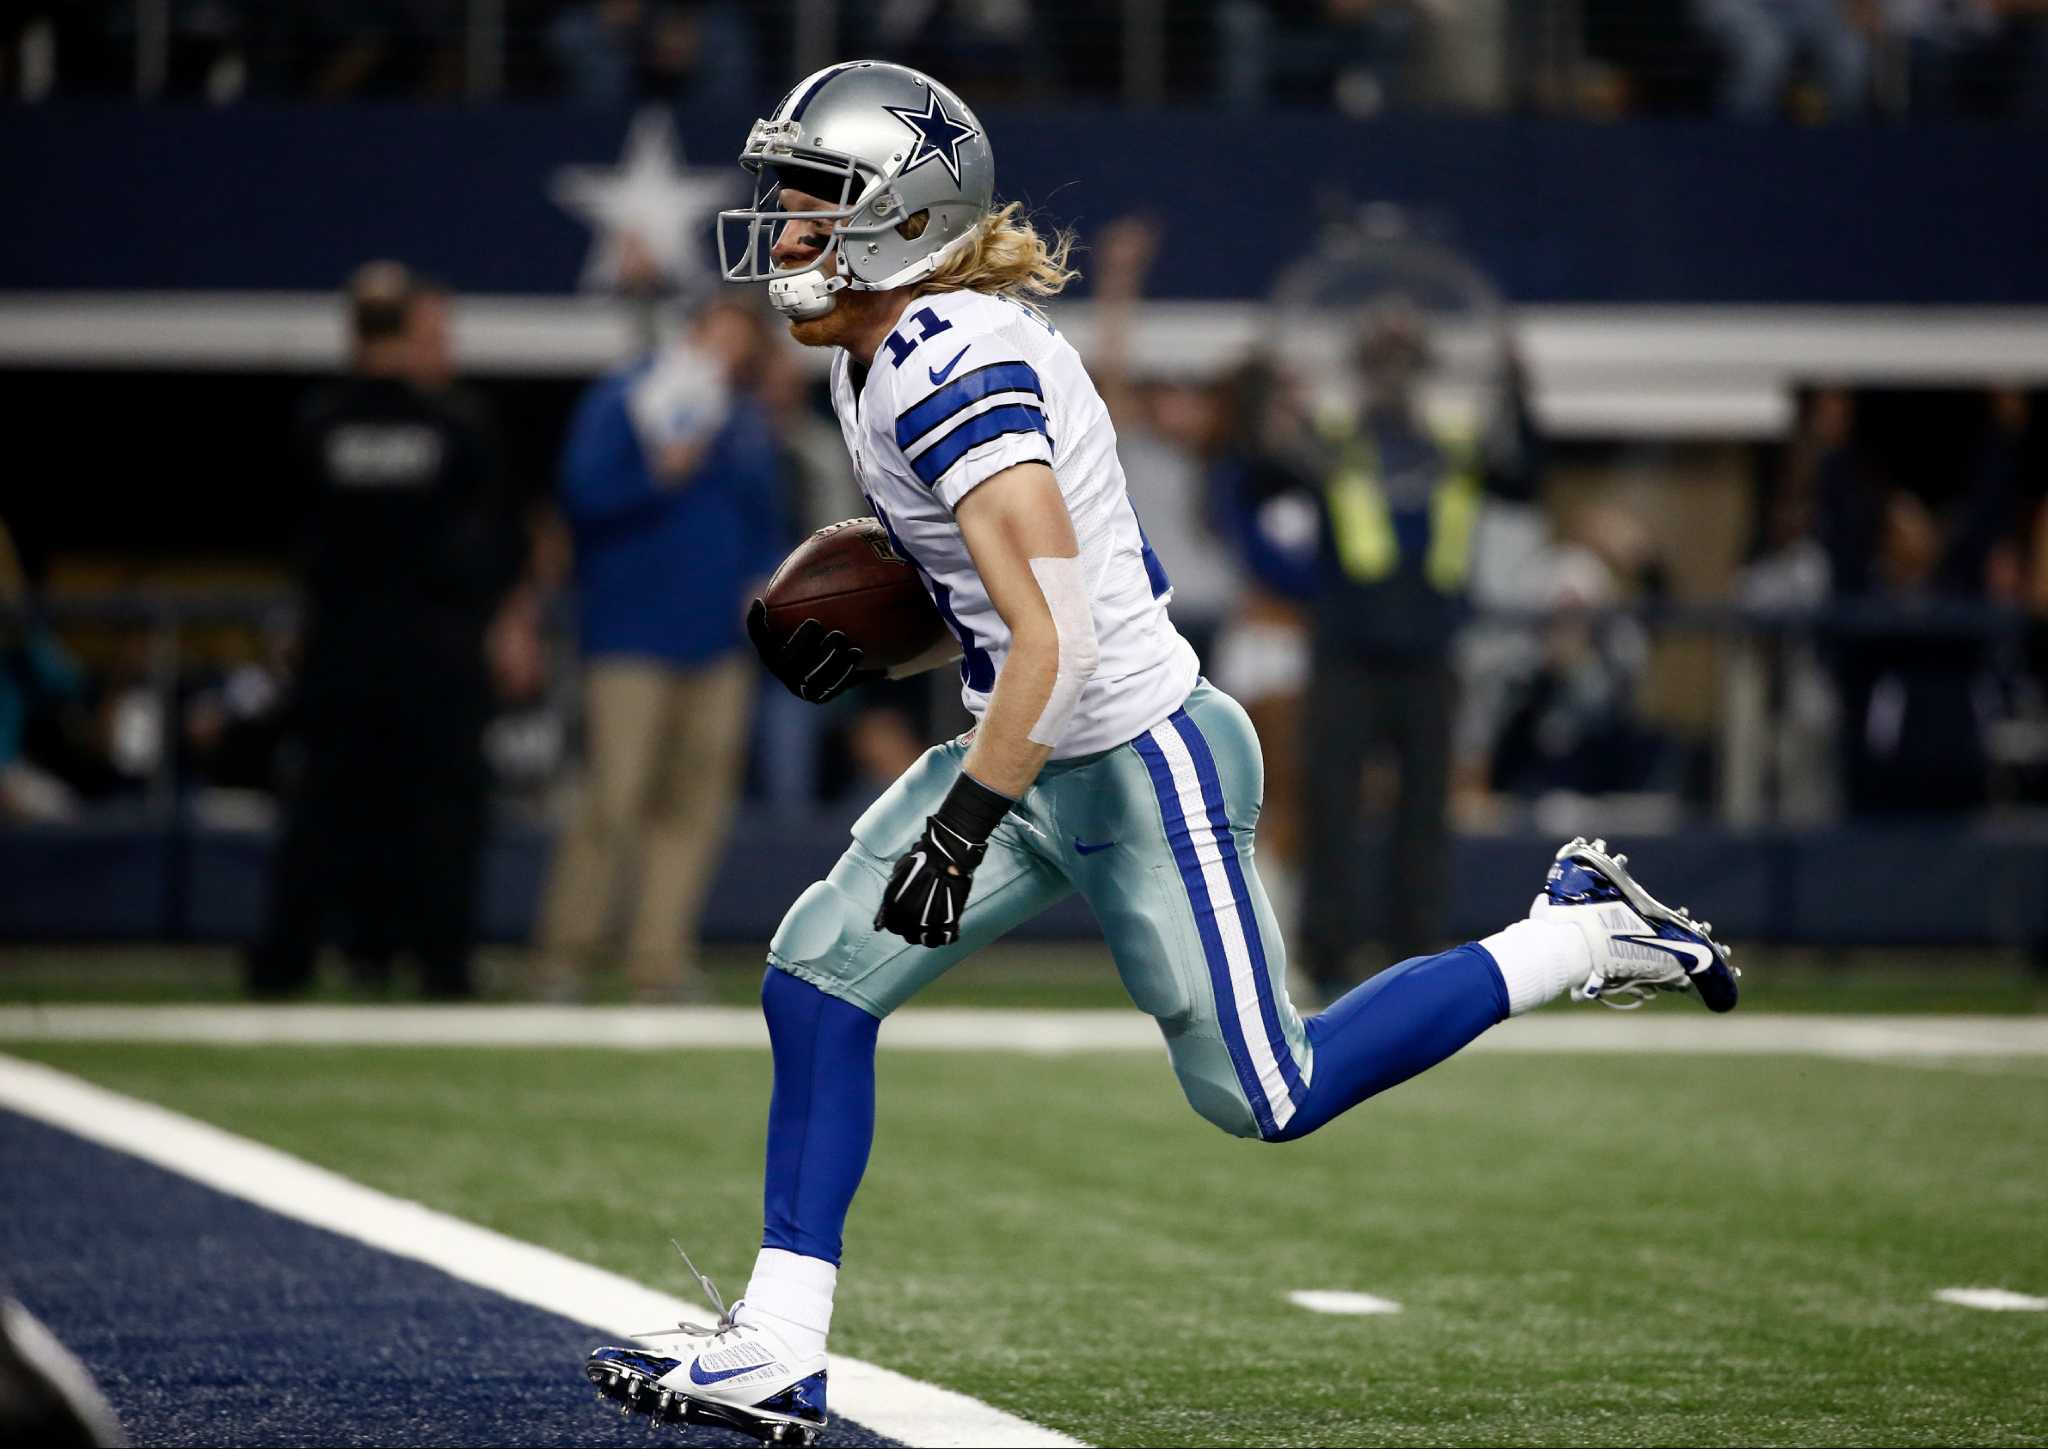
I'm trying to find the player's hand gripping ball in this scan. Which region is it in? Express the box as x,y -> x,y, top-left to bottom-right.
746,605 -> 876,703
750,518 -> 947,704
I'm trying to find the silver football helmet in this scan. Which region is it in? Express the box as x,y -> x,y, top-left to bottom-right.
718,60 -> 996,320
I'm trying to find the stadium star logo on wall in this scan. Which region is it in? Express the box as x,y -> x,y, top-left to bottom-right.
884,88 -> 977,186
550,109 -> 737,292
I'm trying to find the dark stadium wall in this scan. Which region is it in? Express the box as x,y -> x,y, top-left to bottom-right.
4,104 -> 2048,304
1,817 -> 2042,948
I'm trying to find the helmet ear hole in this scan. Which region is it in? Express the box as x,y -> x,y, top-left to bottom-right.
896,210 -> 931,242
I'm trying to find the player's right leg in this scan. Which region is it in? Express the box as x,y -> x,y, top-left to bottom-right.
586,736 -> 1071,1443
1060,682 -> 1735,1146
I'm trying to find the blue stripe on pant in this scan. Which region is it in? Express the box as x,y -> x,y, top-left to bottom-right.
1167,710 -> 1309,1114
1132,711 -> 1307,1139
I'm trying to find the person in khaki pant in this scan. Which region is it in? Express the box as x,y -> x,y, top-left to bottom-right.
538,303 -> 785,999
541,656 -> 754,998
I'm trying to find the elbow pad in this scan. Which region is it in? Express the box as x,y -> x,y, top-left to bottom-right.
1026,555 -> 1100,748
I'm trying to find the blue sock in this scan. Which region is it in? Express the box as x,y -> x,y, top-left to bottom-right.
759,967 -> 880,1265
1269,943 -> 1510,1143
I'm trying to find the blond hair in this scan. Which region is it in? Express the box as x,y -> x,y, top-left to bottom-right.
913,202 -> 1077,305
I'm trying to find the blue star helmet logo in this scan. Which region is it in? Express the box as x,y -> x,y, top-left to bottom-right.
882,87 -> 978,187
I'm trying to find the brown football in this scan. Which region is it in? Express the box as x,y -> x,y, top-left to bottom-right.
757,517 -> 948,670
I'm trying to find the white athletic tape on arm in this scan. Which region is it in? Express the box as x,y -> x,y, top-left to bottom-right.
1026,555 -> 1099,748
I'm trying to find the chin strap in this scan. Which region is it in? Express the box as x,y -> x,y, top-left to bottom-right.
767,268 -> 846,320
766,220 -> 981,320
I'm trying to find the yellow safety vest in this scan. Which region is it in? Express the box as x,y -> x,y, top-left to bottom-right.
1321,417 -> 1480,595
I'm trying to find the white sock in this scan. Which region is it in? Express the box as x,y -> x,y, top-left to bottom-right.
736,1247 -> 836,1360
1478,918 -> 1590,1015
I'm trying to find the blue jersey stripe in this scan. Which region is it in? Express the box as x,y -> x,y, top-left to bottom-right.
1131,506 -> 1173,599
895,362 -> 1044,450
1132,722 -> 1278,1139
909,403 -> 1049,488
1169,710 -> 1309,1113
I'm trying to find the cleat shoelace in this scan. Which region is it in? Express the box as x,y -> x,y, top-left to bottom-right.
634,1239 -> 744,1343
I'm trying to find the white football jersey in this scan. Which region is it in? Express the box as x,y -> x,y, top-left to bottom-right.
826,289 -> 1199,758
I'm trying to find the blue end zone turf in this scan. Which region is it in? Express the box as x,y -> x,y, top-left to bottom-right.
0,1110 -> 900,1448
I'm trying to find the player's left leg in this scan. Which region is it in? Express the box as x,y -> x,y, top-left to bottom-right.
587,737 -> 1073,1444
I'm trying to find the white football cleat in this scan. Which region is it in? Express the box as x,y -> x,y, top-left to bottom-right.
584,1248 -> 827,1445
1531,836 -> 1740,1012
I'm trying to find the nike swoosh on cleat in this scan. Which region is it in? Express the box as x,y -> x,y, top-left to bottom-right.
1612,933 -> 1715,972
1073,837 -> 1116,855
688,1359 -> 772,1386
928,344 -> 971,385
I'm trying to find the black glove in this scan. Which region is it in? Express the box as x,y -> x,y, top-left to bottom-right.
874,773 -> 1014,947
747,599 -> 880,704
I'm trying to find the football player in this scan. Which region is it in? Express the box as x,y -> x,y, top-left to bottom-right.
585,61 -> 1739,1444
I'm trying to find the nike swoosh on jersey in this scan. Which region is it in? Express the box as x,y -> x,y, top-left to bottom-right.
1073,837 -> 1117,855
1612,933 -> 1715,972
688,1358 -> 773,1386
928,344 -> 971,385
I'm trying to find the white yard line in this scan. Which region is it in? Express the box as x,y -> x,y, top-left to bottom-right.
0,1054 -> 1085,1449
1286,1290 -> 1402,1316
2,1004 -> 2046,1063
1934,1287 -> 2048,1311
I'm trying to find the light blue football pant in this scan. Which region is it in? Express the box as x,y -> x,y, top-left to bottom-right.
771,681 -> 1310,1138
760,680 -> 1514,1260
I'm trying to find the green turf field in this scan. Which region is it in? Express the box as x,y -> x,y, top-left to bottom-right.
7,1038 -> 2045,1446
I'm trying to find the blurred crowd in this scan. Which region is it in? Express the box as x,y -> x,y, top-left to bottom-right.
5,221 -> 2048,993
5,0 -> 2047,120
5,247 -> 2048,846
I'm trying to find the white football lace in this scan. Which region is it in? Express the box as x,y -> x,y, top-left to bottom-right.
636,1239 -> 741,1339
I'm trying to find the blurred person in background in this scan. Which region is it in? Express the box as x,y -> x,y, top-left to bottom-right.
1692,0 -> 1872,118
1815,387 -> 2025,813
0,518 -> 87,823
1575,0 -> 1726,115
179,608 -> 296,798
1890,0 -> 2048,118
1086,216 -> 1242,658
1217,0 -> 1439,115
547,0 -> 757,110
868,0 -> 1055,101
1298,302 -> 1478,996
1481,513 -> 1674,801
247,263 -> 529,1000
247,0 -> 467,99
1731,385 -> 1855,821
1206,361 -> 1323,951
1449,348 -> 1650,822
534,299 -> 785,1002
